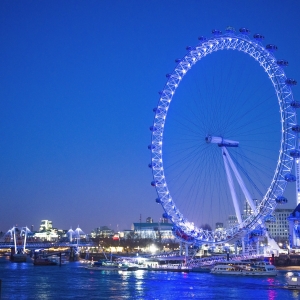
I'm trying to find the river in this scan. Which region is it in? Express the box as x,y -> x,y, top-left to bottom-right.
0,256 -> 299,299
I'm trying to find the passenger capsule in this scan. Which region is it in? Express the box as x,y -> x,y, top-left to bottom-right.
151,180 -> 161,187
225,26 -> 235,33
198,36 -> 207,41
156,198 -> 162,203
175,229 -> 194,241
239,27 -> 250,34
158,108 -> 166,114
149,126 -> 157,132
153,107 -> 166,114
166,73 -> 172,78
212,29 -> 222,35
290,149 -> 300,158
285,173 -> 296,182
148,162 -> 157,168
186,46 -> 195,51
148,144 -> 156,150
251,230 -> 262,236
286,78 -> 297,86
253,33 -> 265,40
292,125 -> 300,132
277,59 -> 289,67
175,58 -> 182,63
162,212 -> 169,219
291,101 -> 300,108
266,44 -> 278,51
275,196 -> 288,204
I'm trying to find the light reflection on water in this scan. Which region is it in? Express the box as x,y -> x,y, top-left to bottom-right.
0,260 -> 297,299
292,290 -> 300,299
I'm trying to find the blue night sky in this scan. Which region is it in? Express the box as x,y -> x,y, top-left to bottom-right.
1,1 -> 300,233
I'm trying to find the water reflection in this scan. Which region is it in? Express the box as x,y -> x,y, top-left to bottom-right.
266,278 -> 276,285
292,290 -> 300,299
0,261 -> 297,299
267,289 -> 277,300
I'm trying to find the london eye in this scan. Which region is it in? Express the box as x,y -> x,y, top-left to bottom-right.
149,27 -> 297,246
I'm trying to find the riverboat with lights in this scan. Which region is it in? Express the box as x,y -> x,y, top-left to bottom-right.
211,260 -> 277,276
86,260 -> 129,271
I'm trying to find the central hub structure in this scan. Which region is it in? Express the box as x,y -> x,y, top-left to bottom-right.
205,135 -> 239,147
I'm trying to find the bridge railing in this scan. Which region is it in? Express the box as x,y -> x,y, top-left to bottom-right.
0,241 -> 95,249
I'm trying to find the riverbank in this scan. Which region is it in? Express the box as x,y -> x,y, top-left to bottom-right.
275,254 -> 300,268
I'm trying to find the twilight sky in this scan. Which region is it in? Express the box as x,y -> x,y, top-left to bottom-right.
1,1 -> 300,233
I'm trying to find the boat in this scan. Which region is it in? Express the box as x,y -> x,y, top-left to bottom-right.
285,272 -> 300,290
211,260 -> 277,276
11,253 -> 27,262
140,264 -> 190,273
136,255 -> 190,272
211,264 -> 244,275
86,260 -> 128,271
121,261 -> 140,271
126,265 -> 139,271
240,264 -> 277,276
34,257 -> 58,266
191,265 -> 213,273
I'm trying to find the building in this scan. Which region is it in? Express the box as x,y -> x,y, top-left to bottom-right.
265,208 -> 293,243
146,217 -> 153,223
226,199 -> 260,228
287,204 -> 300,248
227,215 -> 238,227
215,223 -> 223,230
131,222 -> 174,241
34,220 -> 58,241
90,226 -> 114,238
242,199 -> 260,219
39,220 -> 53,232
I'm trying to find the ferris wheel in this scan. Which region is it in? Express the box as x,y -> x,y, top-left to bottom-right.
149,27 -> 298,245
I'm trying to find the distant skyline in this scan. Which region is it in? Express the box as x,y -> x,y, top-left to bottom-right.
1,1 -> 300,233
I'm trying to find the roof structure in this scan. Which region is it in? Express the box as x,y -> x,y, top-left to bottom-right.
288,203 -> 300,219
132,222 -> 173,231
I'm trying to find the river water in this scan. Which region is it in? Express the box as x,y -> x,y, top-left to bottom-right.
0,257 -> 299,299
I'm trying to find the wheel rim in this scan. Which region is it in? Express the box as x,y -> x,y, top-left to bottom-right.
150,29 -> 297,244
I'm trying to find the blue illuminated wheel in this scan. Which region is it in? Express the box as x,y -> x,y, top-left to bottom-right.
149,27 -> 297,245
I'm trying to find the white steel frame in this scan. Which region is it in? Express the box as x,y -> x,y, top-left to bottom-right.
150,28 -> 297,244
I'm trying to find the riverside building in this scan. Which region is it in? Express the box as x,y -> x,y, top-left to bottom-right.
90,226 -> 114,238
265,208 -> 293,244
131,221 -> 174,241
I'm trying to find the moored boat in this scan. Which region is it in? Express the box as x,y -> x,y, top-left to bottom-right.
191,265 -> 213,273
34,257 -> 58,266
86,260 -> 128,271
211,260 -> 277,276
285,272 -> 300,290
140,264 -> 190,273
211,264 -> 243,275
12,253 -> 27,262
241,264 -> 277,276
